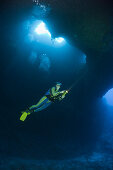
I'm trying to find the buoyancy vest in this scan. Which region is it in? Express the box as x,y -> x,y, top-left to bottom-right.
45,87 -> 60,102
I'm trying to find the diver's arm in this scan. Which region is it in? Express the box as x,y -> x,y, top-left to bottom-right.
51,87 -> 59,96
59,90 -> 65,94
51,87 -> 68,98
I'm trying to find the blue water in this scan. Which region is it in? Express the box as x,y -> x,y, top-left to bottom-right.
1,1 -> 113,169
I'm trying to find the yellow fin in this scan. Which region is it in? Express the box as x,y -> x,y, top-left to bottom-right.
20,112 -> 28,121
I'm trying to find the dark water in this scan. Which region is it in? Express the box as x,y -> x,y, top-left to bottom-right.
1,0 -> 113,169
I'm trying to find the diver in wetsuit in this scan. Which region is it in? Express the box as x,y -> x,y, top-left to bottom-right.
20,82 -> 68,121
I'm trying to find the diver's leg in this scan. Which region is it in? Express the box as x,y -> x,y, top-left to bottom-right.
20,96 -> 48,121
34,99 -> 52,112
29,96 -> 47,111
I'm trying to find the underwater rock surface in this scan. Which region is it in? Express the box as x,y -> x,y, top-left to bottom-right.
0,153 -> 113,170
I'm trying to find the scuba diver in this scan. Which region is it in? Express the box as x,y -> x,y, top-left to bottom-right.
20,82 -> 68,121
